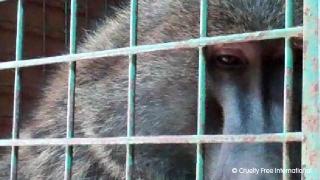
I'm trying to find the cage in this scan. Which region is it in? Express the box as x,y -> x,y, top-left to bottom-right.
0,0 -> 319,179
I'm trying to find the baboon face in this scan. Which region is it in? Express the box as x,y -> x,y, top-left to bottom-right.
207,40 -> 285,134
204,39 -> 302,179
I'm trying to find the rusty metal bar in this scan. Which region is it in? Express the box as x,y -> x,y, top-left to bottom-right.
301,0 -> 320,179
0,133 -> 304,147
10,0 -> 24,179
64,0 -> 77,179
126,0 -> 138,179
282,0 -> 294,179
0,27 -> 302,70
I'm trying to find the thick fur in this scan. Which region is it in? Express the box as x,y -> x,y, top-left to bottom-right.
0,0 -> 302,179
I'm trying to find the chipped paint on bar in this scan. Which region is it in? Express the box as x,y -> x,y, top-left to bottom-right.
0,133 -> 304,147
283,0 -> 294,179
302,0 -> 320,179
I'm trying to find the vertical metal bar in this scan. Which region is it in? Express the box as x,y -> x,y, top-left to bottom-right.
84,0 -> 89,28
42,0 -> 47,57
282,0 -> 294,180
10,0 -> 24,179
302,0 -> 320,179
104,0 -> 108,14
64,0 -> 69,50
64,0 -> 77,179
41,0 -> 47,73
196,0 -> 208,180
126,0 -> 137,179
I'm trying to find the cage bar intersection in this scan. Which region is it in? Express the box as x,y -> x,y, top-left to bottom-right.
0,0 -> 319,180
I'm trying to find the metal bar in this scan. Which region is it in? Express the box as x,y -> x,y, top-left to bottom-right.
104,0 -> 108,14
41,0 -> 47,73
282,0 -> 294,179
0,27 -> 302,70
85,0 -> 89,28
0,133 -> 304,147
64,0 -> 69,50
196,0 -> 208,179
42,0 -> 47,56
302,0 -> 320,179
10,0 -> 24,179
126,0 -> 138,179
64,0 -> 77,179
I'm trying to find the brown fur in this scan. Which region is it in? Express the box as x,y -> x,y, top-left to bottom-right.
0,0 -> 302,179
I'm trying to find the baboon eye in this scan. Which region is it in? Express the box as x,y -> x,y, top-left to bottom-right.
214,55 -> 247,69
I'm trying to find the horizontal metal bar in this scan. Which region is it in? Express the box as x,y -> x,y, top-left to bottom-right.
0,27 -> 302,70
0,133 -> 304,146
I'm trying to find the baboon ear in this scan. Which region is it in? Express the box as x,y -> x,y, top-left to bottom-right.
292,37 -> 303,50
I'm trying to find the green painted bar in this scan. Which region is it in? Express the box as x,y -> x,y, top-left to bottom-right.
199,0 -> 208,38
64,0 -> 69,50
0,27 -> 302,70
196,0 -> 208,180
302,0 -> 320,179
126,0 -> 138,179
69,0 -> 77,54
282,0 -> 294,180
64,0 -> 77,179
10,0 -> 24,179
196,48 -> 206,180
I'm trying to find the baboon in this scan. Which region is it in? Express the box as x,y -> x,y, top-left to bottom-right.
0,0 -> 303,179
